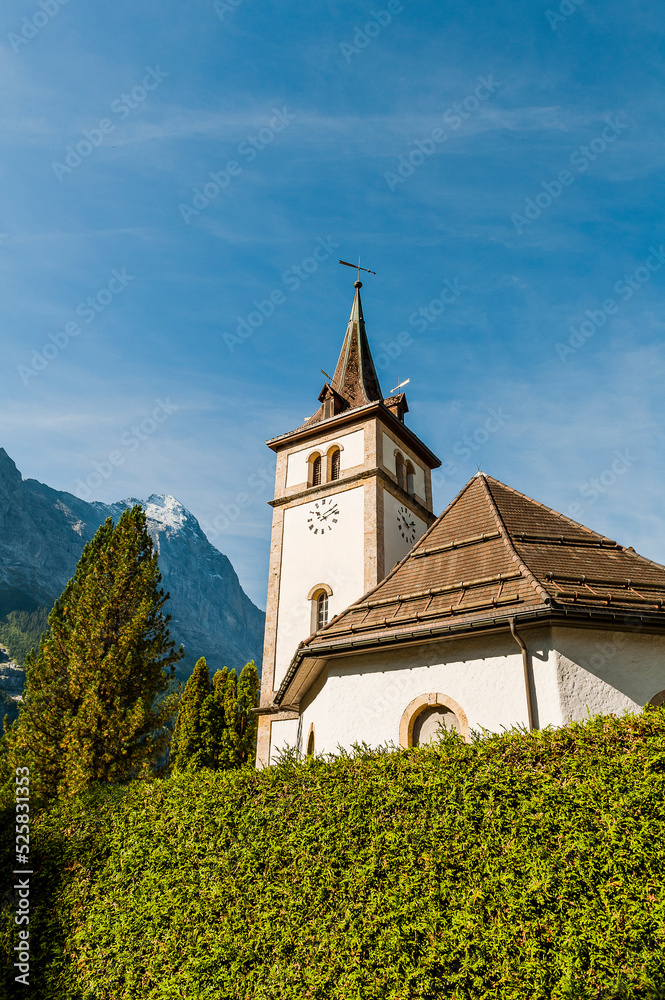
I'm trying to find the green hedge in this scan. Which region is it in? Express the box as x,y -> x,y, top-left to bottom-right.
2,708 -> 665,999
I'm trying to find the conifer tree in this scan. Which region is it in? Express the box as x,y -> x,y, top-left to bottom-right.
171,657 -> 211,771
1,505 -> 182,801
170,659 -> 260,771
218,660 -> 260,769
200,666 -> 230,769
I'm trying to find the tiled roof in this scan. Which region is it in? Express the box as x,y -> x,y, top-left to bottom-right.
300,473 -> 665,656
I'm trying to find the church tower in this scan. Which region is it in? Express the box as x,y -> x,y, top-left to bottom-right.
256,280 -> 441,766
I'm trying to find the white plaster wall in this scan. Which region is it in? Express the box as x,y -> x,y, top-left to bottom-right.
382,432 -> 426,498
273,485 -> 366,689
383,488 -> 428,574
552,626 -> 665,721
286,428 -> 365,488
293,626 -> 665,759
298,635 -> 534,755
269,718 -> 300,763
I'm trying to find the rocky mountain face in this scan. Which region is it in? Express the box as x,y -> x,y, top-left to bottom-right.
0,447 -> 265,712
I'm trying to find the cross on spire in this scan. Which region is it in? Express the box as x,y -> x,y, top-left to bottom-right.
339,257 -> 377,282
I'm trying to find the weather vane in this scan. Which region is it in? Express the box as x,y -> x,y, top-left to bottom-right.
339,256 -> 376,281
391,378 -> 410,394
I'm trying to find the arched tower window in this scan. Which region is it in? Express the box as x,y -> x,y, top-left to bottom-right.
395,451 -> 405,490
306,725 -> 315,756
648,690 -> 665,708
317,591 -> 329,630
309,453 -> 322,487
308,584 -> 333,633
329,447 -> 341,481
405,461 -> 415,495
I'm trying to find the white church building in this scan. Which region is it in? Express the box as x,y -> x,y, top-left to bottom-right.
256,280 -> 665,765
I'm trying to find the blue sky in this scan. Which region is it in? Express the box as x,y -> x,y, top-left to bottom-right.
1,0 -> 664,609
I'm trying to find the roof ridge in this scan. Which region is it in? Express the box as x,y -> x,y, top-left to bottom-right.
482,473 -> 665,573
479,474 -> 553,605
481,473 -> 614,542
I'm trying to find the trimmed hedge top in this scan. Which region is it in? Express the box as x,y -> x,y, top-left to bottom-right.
3,709 -> 665,999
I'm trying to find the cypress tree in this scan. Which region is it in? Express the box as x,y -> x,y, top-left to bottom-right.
218,660 -> 260,769
1,505 -> 182,801
235,660 -> 260,767
171,660 -> 260,772
200,666 -> 230,769
171,657 -> 211,771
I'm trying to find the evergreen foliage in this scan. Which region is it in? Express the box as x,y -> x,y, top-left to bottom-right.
0,606 -> 49,667
172,659 -> 260,771
2,707 -> 665,999
171,657 -> 210,770
0,506 -> 182,802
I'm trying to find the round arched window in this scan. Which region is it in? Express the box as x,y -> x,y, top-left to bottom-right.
412,705 -> 460,745
405,461 -> 415,495
316,591 -> 329,630
395,452 -> 405,489
399,694 -> 470,748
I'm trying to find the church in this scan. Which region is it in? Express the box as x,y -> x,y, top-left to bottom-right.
256,279 -> 665,766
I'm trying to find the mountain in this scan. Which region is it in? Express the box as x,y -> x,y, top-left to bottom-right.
0,447 -> 265,716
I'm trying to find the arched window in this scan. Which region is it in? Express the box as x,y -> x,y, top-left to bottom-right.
309,453 -> 322,487
395,451 -> 405,489
316,591 -> 329,630
306,725 -> 315,756
399,694 -> 470,747
648,690 -> 665,708
329,447 -> 341,481
308,583 -> 333,633
405,461 -> 415,495
412,706 -> 459,745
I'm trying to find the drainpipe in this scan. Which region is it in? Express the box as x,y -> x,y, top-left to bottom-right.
510,618 -> 535,732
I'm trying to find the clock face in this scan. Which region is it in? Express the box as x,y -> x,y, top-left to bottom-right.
396,505 -> 417,544
307,496 -> 340,536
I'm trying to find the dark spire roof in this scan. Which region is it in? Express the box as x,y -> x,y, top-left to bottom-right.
329,280 -> 383,408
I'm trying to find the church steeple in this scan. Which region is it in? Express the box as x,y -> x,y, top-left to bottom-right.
329,280 -> 383,408
307,280 -> 384,425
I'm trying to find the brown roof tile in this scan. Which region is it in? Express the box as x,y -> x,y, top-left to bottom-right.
300,473 -> 665,656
